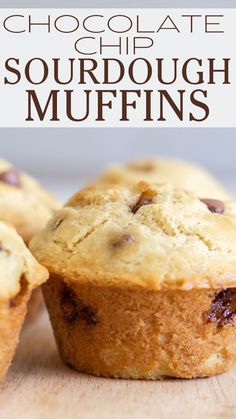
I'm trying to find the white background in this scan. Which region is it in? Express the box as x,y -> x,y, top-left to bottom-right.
0,9 -> 235,127
0,1 -> 235,7
0,1 -> 235,202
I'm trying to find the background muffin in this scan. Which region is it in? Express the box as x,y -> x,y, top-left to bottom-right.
0,159 -> 60,322
100,157 -> 231,200
0,159 -> 60,243
30,181 -> 236,379
0,222 -> 48,380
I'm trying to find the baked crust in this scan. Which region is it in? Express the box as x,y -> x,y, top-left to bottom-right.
0,159 -> 60,244
30,182 -> 236,290
0,222 -> 48,379
43,275 -> 236,379
100,157 -> 231,200
0,222 -> 48,299
0,159 -> 59,321
0,278 -> 31,380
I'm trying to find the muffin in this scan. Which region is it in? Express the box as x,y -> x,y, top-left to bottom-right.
0,222 -> 48,380
0,159 -> 59,321
0,159 -> 60,243
100,157 -> 231,200
30,181 -> 236,379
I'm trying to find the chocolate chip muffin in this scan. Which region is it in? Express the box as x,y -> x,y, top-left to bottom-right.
0,159 -> 60,243
100,157 -> 231,200
30,181 -> 236,379
0,222 -> 48,380
0,159 -> 60,322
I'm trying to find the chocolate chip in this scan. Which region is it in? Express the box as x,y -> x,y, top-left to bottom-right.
79,306 -> 97,326
9,298 -> 17,308
111,233 -> 135,248
205,288 -> 236,327
0,168 -> 21,187
60,282 -> 97,326
131,189 -> 156,214
200,198 -> 225,214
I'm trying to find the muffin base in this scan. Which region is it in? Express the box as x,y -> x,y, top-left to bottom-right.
43,275 -> 236,379
0,278 -> 31,380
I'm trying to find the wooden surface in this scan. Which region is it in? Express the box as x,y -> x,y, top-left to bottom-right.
0,310 -> 236,419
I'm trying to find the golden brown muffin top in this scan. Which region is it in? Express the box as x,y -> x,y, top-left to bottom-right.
0,159 -> 60,243
100,157 -> 231,201
0,221 -> 48,299
30,181 -> 236,290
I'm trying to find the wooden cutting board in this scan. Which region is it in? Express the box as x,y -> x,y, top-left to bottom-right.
0,310 -> 236,419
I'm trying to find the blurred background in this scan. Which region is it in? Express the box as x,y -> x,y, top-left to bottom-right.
0,128 -> 235,202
